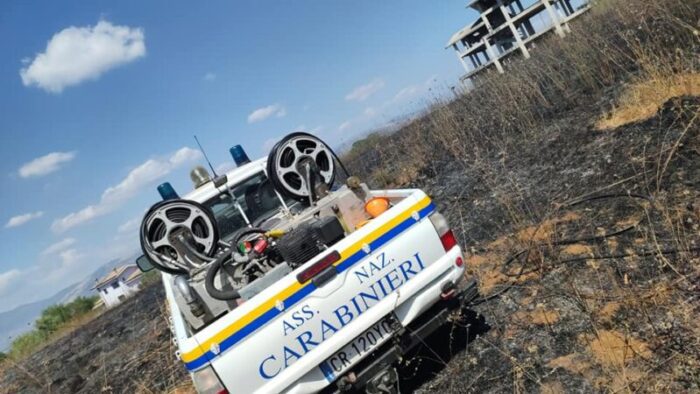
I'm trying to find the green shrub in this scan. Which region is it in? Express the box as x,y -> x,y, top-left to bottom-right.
9,331 -> 47,358
34,296 -> 97,335
140,269 -> 162,286
9,296 -> 98,358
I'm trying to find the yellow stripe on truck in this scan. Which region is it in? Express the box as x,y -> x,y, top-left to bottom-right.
181,195 -> 432,365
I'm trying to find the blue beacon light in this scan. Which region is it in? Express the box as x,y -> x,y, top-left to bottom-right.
157,182 -> 179,200
230,145 -> 251,167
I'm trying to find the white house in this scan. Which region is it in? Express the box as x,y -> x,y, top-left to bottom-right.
92,264 -> 143,308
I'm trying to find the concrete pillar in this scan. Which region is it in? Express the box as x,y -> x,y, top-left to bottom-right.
563,21 -> 572,34
453,44 -> 471,72
556,0 -> 573,33
480,13 -> 493,33
469,54 -> 479,69
543,0 -> 566,37
515,0 -> 526,12
499,1 -> 530,58
483,39 -> 504,73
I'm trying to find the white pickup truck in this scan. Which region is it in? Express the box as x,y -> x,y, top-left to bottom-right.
136,133 -> 476,394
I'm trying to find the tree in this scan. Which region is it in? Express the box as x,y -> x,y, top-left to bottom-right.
66,296 -> 97,316
35,304 -> 70,335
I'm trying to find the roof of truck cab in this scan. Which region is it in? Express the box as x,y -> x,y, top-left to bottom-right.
182,158 -> 267,204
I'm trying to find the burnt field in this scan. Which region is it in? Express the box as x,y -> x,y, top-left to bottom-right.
1,0 -> 699,392
1,94 -> 697,394
397,95 -> 700,393
1,95 -> 698,394
0,282 -> 190,394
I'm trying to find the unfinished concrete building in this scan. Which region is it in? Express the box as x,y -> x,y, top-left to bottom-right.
447,0 -> 590,83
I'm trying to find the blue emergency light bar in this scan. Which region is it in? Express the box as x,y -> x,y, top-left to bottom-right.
230,145 -> 251,167
157,182 -> 179,200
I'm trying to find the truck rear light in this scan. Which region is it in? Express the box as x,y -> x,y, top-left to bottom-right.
440,230 -> 458,251
192,366 -> 228,394
429,212 -> 459,251
297,250 -> 340,284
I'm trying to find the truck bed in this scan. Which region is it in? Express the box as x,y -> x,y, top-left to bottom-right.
164,189 -> 466,393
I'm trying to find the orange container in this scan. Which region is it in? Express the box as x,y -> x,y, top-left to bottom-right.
365,197 -> 390,218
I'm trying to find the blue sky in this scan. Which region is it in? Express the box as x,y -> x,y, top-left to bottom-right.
0,0 -> 476,312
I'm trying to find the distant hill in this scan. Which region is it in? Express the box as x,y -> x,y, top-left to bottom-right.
0,255 -> 136,351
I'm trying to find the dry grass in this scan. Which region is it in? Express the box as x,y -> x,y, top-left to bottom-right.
513,306 -> 561,326
584,330 -> 652,368
340,1 -> 699,391
596,73 -> 700,130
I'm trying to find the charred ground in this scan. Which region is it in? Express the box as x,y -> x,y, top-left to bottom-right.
398,96 -> 700,393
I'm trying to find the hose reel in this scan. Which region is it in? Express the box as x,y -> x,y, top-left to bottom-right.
139,132 -> 345,290
139,199 -> 219,275
267,132 -> 337,203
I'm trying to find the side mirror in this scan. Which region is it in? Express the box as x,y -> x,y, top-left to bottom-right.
136,255 -> 154,272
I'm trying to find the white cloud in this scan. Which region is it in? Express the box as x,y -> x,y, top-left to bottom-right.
215,162 -> 236,175
18,151 -> 76,178
308,126 -> 324,135
263,136 -> 281,152
338,121 -> 352,132
20,20 -> 145,93
364,107 -> 377,117
117,217 -> 141,234
5,211 -> 44,228
52,147 -> 201,233
203,72 -> 216,81
345,79 -> 385,102
0,231 -> 141,311
392,85 -> 420,103
0,269 -> 22,296
58,248 -> 83,266
247,104 -> 286,123
41,238 -> 76,256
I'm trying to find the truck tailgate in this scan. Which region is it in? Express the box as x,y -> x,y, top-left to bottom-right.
184,192 -> 447,393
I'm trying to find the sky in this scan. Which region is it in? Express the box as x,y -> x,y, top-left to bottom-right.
0,0 -> 478,312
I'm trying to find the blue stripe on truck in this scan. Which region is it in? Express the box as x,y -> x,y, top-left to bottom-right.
184,202 -> 436,371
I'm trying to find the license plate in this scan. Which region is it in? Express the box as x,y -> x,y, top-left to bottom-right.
319,318 -> 395,382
